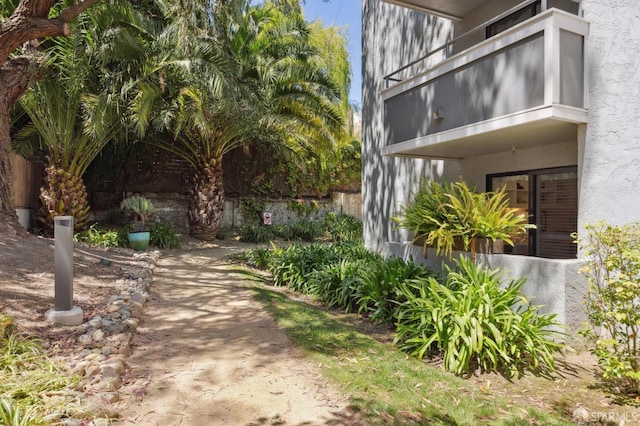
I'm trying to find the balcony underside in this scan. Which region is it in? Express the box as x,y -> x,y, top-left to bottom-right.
383,0 -> 488,21
382,104 -> 586,159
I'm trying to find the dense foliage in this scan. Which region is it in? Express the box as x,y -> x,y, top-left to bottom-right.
0,313 -> 81,424
393,180 -> 531,261
11,0 -> 356,239
577,221 -> 640,395
238,212 -> 361,244
394,256 -> 563,377
74,220 -> 181,249
236,241 -> 564,377
355,256 -> 437,324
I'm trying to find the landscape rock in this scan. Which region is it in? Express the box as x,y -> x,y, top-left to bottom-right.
59,249 -> 159,424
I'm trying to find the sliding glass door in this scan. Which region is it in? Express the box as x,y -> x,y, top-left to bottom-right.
489,166 -> 577,259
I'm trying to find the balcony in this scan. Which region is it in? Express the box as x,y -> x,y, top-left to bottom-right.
382,8 -> 589,159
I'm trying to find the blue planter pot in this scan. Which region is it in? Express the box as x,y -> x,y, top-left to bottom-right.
128,231 -> 150,251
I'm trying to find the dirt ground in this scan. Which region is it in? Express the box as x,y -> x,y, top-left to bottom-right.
2,229 -> 640,425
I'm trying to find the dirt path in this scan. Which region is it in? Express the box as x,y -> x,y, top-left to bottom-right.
115,245 -> 351,425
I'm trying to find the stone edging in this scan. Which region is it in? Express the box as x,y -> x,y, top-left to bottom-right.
62,250 -> 159,425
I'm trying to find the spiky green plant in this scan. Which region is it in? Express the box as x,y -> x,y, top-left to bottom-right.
394,180 -> 532,262
120,196 -> 155,232
394,256 -> 564,377
0,321 -> 82,424
355,256 -> 438,324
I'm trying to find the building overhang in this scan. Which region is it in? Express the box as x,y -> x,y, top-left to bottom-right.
382,104 -> 587,160
382,0 -> 489,21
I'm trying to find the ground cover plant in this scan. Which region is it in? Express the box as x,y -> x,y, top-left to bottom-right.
394,256 -> 564,377
73,220 -> 181,249
355,255 -> 438,324
577,221 -> 640,398
323,211 -> 363,242
236,241 -> 564,379
239,213 -> 361,244
0,312 -> 85,424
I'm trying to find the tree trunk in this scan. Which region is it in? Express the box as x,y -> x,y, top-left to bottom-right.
0,0 -> 102,235
37,164 -> 90,235
188,157 -> 225,241
0,58 -> 34,235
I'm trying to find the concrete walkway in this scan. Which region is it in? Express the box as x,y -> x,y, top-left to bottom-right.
115,245 -> 351,425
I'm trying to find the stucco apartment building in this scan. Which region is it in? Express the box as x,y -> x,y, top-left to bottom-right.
362,0 -> 640,330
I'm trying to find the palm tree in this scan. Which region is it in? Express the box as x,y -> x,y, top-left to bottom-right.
132,0 -> 345,240
12,1 -> 150,233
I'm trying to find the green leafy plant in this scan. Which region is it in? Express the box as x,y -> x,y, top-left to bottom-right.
0,399 -> 43,426
576,221 -> 640,395
269,243 -> 339,292
117,222 -> 134,245
231,247 -> 274,269
392,179 -> 452,243
0,316 -> 82,424
288,219 -> 324,242
0,313 -> 14,339
268,241 -> 375,293
287,198 -> 320,218
239,224 -> 277,243
355,256 -> 438,324
120,195 -> 155,232
394,180 -> 532,262
73,223 -> 122,247
323,212 -> 362,242
149,221 -> 181,249
307,259 -> 366,311
394,256 -> 564,377
241,197 -> 267,225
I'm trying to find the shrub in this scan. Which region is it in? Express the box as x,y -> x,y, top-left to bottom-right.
229,247 -> 274,269
117,222 -> 134,246
120,195 -> 155,232
394,256 -> 564,377
356,256 -> 438,324
393,180 -> 531,261
239,224 -> 277,243
74,223 -> 122,248
287,219 -> 323,242
0,317 -> 81,424
0,398 -> 42,426
269,243 -> 339,292
577,222 -> 640,394
149,221 -> 181,249
268,241 -> 375,293
307,259 -> 366,311
324,212 -> 362,242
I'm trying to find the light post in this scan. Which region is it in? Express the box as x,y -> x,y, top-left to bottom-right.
45,216 -> 83,325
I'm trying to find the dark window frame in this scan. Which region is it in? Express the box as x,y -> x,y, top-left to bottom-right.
486,1 -> 542,39
487,165 -> 578,259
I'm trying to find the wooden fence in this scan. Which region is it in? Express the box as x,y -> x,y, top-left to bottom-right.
11,153 -> 41,209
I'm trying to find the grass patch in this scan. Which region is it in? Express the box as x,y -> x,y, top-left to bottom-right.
0,316 -> 87,424
248,283 -> 572,425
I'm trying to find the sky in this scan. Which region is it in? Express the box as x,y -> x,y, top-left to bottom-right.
301,1 -> 362,107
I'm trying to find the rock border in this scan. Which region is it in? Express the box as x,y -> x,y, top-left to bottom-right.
61,250 -> 159,426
